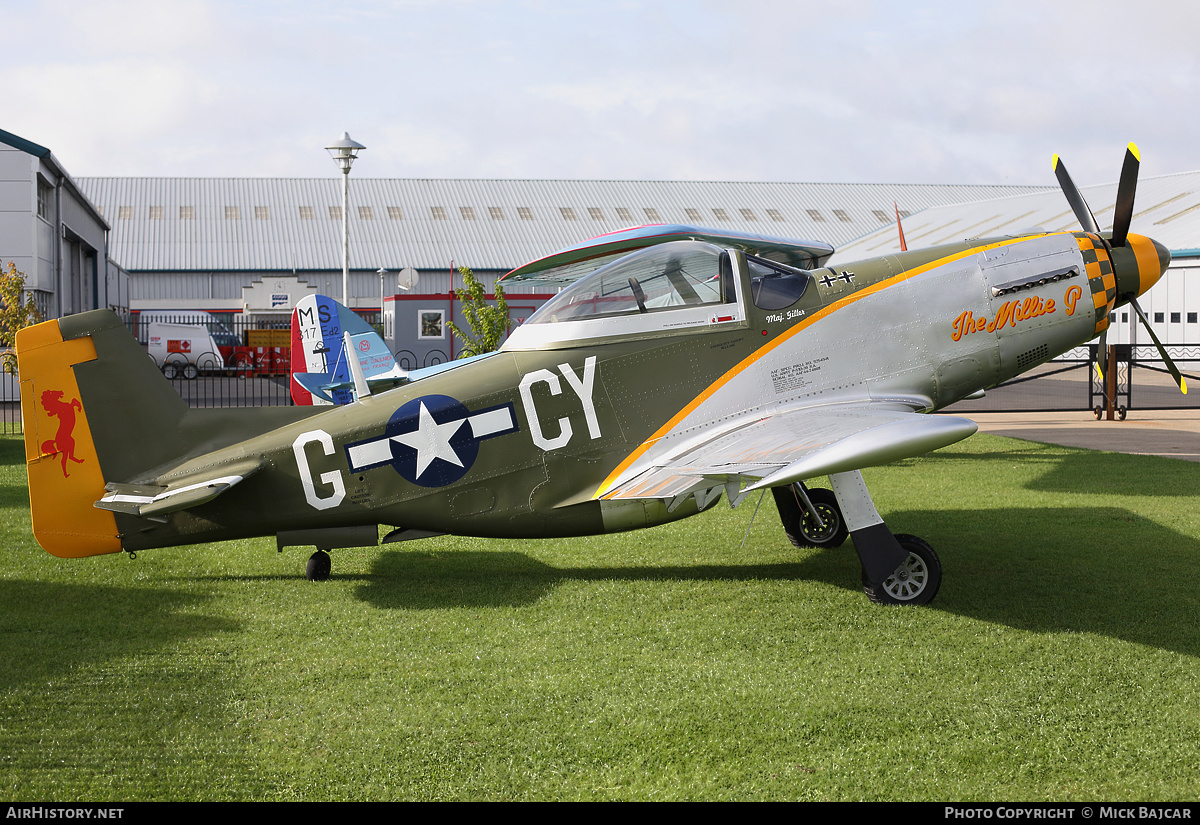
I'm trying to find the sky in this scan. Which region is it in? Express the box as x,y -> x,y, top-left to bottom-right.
3,0 -> 1197,187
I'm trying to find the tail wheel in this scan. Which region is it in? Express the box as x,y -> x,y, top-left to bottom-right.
772,485 -> 848,548
862,534 -> 941,606
306,550 -> 331,581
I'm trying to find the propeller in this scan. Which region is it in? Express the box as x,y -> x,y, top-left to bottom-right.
1053,144 -> 1184,396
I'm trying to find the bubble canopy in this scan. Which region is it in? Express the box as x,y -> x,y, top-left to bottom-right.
525,241 -> 736,325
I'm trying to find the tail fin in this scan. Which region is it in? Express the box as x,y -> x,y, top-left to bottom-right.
290,294 -> 406,405
18,310 -> 189,558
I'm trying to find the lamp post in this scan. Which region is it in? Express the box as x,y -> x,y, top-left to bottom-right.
377,266 -> 387,336
326,132 -> 366,307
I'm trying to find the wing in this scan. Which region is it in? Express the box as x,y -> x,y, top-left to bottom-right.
501,224 -> 836,286
596,404 -> 977,508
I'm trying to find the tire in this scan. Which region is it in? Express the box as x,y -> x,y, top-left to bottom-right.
306,550 -> 331,581
772,485 -> 848,548
182,363 -> 199,380
162,363 -> 179,380
1118,406 -> 1127,421
862,534 -> 941,606
1094,406 -> 1103,420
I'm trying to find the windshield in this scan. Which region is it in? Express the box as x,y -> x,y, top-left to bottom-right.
526,241 -> 734,325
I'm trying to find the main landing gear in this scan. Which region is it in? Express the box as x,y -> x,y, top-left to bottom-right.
773,471 -> 941,605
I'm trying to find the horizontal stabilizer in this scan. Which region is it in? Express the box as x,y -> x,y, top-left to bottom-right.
96,458 -> 262,518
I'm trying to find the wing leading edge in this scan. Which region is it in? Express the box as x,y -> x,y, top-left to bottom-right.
596,405 -> 977,507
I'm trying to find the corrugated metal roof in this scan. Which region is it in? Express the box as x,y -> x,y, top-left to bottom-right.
78,177 -> 1047,273
830,170 -> 1200,264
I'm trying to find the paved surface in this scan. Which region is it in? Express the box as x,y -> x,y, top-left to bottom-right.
966,409 -> 1200,462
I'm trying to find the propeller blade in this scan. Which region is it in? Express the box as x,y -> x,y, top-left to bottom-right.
1127,296 -> 1187,395
1110,143 -> 1140,248
1053,154 -> 1101,235
1095,331 -> 1108,382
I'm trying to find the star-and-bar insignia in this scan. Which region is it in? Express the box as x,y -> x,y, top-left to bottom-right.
345,395 -> 518,488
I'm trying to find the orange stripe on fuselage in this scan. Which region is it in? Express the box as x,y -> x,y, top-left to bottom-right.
594,236 -> 1045,498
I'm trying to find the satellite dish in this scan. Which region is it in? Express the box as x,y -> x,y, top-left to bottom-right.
397,267 -> 419,292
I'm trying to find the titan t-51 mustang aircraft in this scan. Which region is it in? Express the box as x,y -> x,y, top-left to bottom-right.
17,146 -> 1175,604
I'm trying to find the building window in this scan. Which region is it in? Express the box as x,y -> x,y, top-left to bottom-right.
431,206 -> 447,220
225,206 -> 240,220
517,207 -> 533,220
767,209 -> 785,222
149,206 -> 164,219
684,208 -> 701,222
1188,313 -> 1198,324
807,209 -> 826,222
588,207 -> 604,221
328,206 -> 342,220
179,206 -> 195,220
739,208 -> 757,221
254,206 -> 270,220
560,207 -> 577,221
119,206 -> 134,219
833,209 -> 852,223
359,206 -> 374,220
460,206 -> 475,220
615,207 -> 633,222
37,177 -> 53,221
872,210 -> 890,222
644,208 -> 661,222
712,208 -> 729,221
1171,312 -> 1181,323
489,207 -> 505,220
299,206 -> 314,220
1154,312 -> 1165,323
387,206 -> 403,220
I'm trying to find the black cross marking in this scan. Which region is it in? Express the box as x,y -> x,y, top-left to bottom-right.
838,270 -> 856,284
819,273 -> 835,288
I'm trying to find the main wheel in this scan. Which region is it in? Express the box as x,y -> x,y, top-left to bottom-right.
772,486 -> 848,548
862,534 -> 941,605
306,550 -> 331,581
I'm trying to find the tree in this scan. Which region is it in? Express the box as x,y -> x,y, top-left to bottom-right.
0,262 -> 42,376
448,266 -> 510,358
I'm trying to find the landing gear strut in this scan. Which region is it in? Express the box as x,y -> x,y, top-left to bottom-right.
774,470 -> 942,606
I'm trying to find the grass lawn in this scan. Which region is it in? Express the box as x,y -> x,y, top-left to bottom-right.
1,432 -> 1198,801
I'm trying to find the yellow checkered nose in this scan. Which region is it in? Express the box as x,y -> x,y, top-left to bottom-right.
1112,233 -> 1171,300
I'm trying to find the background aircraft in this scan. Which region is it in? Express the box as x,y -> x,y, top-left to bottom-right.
289,294 -> 407,405
17,147 -> 1173,604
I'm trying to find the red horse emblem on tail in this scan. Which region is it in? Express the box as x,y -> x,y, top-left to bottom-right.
39,390 -> 85,478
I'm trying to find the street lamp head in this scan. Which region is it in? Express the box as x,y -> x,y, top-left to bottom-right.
326,131 -> 366,174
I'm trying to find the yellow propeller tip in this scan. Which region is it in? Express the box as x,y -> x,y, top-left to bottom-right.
1181,377 -> 1187,395
1052,154 -> 1061,169
1128,142 -> 1141,161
